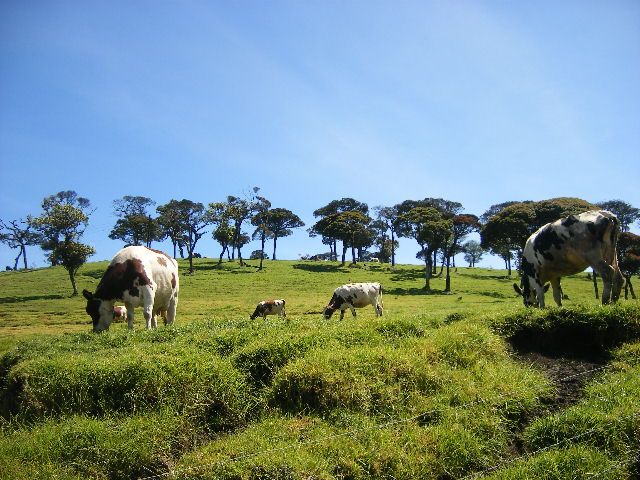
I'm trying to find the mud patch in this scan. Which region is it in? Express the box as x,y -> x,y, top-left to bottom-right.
514,350 -> 607,411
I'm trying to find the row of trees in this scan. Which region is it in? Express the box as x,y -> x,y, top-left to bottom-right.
2,191 -> 639,295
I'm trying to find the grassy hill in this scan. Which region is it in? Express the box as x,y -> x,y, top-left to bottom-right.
0,258 -> 638,479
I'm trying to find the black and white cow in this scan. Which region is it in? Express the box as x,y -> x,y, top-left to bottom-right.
513,210 -> 623,307
83,246 -> 179,332
250,299 -> 286,320
323,282 -> 383,319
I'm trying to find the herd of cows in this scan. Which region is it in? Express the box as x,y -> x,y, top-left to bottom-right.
82,210 -> 625,333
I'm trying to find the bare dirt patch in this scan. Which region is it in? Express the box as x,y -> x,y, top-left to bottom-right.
514,350 -> 608,410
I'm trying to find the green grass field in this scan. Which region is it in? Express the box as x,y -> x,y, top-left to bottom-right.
0,258 -> 638,479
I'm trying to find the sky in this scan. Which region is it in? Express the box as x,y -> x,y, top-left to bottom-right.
1,0 -> 639,269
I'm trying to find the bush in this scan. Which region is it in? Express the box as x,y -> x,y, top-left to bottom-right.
491,303 -> 640,356
2,346 -> 252,430
0,411 -> 195,480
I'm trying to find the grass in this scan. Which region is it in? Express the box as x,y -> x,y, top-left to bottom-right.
0,258 -> 638,479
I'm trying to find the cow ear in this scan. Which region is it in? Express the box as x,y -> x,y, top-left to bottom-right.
82,289 -> 93,300
543,284 -> 550,293
513,283 -> 523,296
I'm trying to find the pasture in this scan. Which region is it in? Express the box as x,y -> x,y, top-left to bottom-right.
0,258 -> 639,479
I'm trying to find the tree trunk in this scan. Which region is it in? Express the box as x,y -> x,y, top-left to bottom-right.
351,243 -> 356,264
341,244 -> 347,266
218,245 -> 227,264
13,250 -> 21,270
592,269 -> 599,299
507,257 -> 512,276
172,241 -> 177,258
626,276 -> 636,299
422,246 -> 431,290
272,236 -> 278,260
334,239 -> 338,261
22,245 -> 28,269
69,269 -> 78,295
391,231 -> 396,267
445,256 -> 451,292
259,235 -> 265,270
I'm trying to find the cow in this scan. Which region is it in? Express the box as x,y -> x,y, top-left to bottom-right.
323,282 -> 383,320
513,210 -> 624,308
113,305 -> 127,322
250,299 -> 286,320
83,246 -> 179,332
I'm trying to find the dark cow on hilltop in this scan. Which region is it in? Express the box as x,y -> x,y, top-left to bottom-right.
83,246 -> 179,332
250,299 -> 286,320
514,210 -> 623,307
324,282 -> 383,319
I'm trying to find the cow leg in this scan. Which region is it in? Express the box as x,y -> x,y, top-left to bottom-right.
282,306 -> 286,318
125,303 -> 134,330
375,303 -> 383,316
595,261 -> 615,304
550,278 -> 563,307
339,309 -> 345,320
166,294 -> 177,325
350,306 -> 356,318
534,283 -> 546,308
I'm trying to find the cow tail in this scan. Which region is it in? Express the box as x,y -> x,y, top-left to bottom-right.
610,216 -> 621,269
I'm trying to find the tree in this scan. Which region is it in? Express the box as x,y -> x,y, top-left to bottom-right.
212,223 -> 235,263
312,198 -> 369,261
443,214 -> 480,291
156,206 -> 186,259
250,196 -> 272,270
109,196 -> 163,247
373,206 -> 400,266
262,208 -> 305,260
157,199 -> 209,273
480,201 -> 526,225
0,218 -> 41,270
480,203 -> 535,275
397,207 -> 451,290
32,191 -> 95,295
618,232 -> 640,299
597,200 -> 640,232
312,211 -> 371,265
463,240 -> 484,267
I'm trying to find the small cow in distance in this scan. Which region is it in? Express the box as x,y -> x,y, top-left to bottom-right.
113,305 -> 127,322
83,246 -> 179,332
514,210 -> 624,307
250,299 -> 286,320
324,282 -> 383,320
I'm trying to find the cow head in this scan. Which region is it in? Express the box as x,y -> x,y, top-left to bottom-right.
513,279 -> 549,307
83,290 -> 114,332
323,306 -> 336,319
323,293 -> 343,319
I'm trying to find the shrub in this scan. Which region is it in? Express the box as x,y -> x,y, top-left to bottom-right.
0,411 -> 194,480
2,346 -> 252,430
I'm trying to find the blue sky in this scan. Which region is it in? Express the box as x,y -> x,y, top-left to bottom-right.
1,0 -> 639,269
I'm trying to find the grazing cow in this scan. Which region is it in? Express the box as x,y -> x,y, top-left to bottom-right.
250,299 -> 286,320
113,305 -> 127,321
83,246 -> 179,332
323,282 -> 383,320
513,210 -> 624,307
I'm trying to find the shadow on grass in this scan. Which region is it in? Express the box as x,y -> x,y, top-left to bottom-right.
186,260 -> 261,274
292,263 -> 349,273
0,294 -> 66,304
477,290 -> 512,299
458,272 -> 514,282
385,287 -> 450,296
